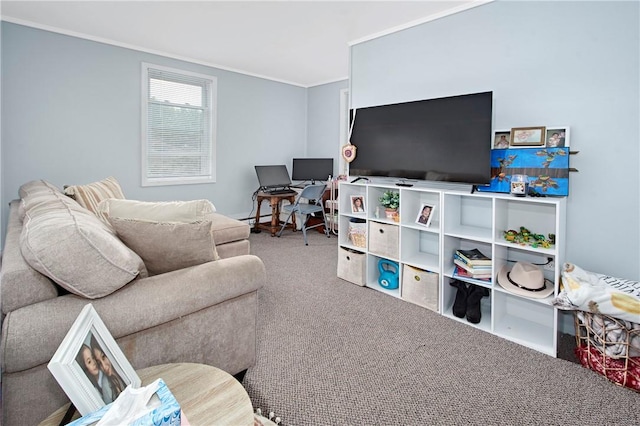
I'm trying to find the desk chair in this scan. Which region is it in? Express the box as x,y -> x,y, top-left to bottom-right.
277,184 -> 330,245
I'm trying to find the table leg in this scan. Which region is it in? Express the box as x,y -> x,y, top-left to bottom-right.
254,197 -> 263,233
269,197 -> 280,236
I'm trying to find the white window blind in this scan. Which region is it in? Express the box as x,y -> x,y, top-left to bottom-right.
142,63 -> 217,186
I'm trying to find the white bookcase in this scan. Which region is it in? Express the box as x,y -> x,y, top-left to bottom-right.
337,180 -> 566,357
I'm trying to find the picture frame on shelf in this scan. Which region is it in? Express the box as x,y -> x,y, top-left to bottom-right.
545,127 -> 570,148
510,126 -> 546,146
415,203 -> 434,227
493,130 -> 511,149
48,304 -> 141,415
350,195 -> 366,213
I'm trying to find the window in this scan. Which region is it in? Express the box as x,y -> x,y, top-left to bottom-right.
141,63 -> 217,186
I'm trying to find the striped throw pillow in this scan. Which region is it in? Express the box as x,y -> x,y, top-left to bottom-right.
64,176 -> 125,215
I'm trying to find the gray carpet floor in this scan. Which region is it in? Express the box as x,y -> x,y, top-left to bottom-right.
243,230 -> 640,425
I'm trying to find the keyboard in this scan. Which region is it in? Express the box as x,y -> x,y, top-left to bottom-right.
265,189 -> 296,195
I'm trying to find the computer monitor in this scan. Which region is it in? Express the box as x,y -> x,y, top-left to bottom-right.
291,158 -> 334,183
254,165 -> 292,189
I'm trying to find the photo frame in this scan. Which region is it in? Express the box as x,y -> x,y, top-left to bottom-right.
350,195 -> 366,213
415,203 -> 434,227
545,127 -> 570,148
48,304 -> 140,415
493,130 -> 511,149
510,126 -> 546,146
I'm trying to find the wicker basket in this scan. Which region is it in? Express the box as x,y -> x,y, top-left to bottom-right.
574,310 -> 640,392
348,222 -> 367,248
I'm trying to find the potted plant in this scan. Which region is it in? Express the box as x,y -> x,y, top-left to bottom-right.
379,190 -> 400,220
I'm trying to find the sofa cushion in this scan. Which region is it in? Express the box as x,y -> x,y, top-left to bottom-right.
204,212 -> 251,245
64,176 -> 125,215
20,185 -> 146,299
97,199 -> 216,223
1,201 -> 59,315
109,218 -> 220,275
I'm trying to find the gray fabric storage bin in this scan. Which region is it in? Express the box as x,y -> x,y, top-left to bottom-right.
402,265 -> 439,312
337,247 -> 366,286
369,221 -> 399,259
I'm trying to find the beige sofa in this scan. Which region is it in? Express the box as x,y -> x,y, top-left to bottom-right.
0,180 -> 265,425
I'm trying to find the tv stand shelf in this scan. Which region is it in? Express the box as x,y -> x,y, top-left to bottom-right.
337,180 -> 566,357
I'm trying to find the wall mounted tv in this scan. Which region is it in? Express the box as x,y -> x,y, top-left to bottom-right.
292,158 -> 334,183
348,91 -> 493,185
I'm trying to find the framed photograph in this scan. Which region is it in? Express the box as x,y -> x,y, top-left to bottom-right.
350,195 -> 366,213
545,127 -> 570,148
493,130 -> 511,149
48,304 -> 140,415
415,203 -> 434,227
510,126 -> 546,146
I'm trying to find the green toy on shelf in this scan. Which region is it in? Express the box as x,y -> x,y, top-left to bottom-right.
503,226 -> 554,248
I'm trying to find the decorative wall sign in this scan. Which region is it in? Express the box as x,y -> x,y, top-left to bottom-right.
478,147 -> 570,196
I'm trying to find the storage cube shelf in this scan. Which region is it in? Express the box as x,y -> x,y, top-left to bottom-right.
337,181 -> 566,357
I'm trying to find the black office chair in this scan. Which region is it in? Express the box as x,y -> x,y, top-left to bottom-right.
277,184 -> 330,245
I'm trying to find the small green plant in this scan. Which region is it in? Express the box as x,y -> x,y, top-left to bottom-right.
379,190 -> 400,209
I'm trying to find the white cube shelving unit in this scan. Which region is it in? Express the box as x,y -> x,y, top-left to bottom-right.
337,180 -> 566,357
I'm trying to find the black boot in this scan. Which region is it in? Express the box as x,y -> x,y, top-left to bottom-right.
466,285 -> 489,324
449,280 -> 468,318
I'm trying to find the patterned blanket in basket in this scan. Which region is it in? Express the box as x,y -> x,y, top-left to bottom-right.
553,263 -> 640,323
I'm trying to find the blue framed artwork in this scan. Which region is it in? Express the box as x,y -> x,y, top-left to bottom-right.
478,147 -> 570,196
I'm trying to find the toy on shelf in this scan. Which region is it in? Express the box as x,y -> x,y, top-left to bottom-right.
503,226 -> 555,248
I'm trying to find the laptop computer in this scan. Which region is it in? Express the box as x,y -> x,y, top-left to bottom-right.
254,165 -> 296,194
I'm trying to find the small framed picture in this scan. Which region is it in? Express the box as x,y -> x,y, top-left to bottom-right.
510,126 -> 546,146
493,130 -> 511,149
415,203 -> 434,227
48,304 -> 140,415
350,195 -> 366,213
545,127 -> 569,148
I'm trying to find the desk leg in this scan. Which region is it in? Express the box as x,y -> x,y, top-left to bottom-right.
254,197 -> 263,233
269,197 -> 280,236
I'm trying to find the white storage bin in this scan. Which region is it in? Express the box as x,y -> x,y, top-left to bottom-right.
402,265 -> 439,312
369,221 -> 399,259
338,247 -> 366,286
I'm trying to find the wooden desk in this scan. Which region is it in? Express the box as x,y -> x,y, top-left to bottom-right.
39,363 -> 254,426
254,191 -> 297,236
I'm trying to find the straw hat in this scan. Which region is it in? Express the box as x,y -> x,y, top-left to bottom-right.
497,261 -> 553,299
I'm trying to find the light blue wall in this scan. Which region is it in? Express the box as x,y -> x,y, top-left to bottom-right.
350,1 -> 639,280
1,22 -> 309,226
306,80 -> 349,178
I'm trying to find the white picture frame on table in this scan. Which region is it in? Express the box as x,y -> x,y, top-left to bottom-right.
415,203 -> 434,227
48,304 -> 140,415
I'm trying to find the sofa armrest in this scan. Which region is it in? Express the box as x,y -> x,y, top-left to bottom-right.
1,255 -> 265,374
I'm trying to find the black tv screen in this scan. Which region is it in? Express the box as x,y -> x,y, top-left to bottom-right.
348,91 -> 493,185
292,158 -> 334,182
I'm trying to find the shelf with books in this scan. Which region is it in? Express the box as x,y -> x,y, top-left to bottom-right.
443,236 -> 493,282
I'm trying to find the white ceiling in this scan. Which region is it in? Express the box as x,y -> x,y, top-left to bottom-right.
1,1 -> 484,87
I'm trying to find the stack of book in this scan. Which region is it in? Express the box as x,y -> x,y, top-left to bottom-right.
453,248 -> 492,280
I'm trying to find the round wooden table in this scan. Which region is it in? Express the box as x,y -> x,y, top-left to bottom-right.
39,363 -> 254,426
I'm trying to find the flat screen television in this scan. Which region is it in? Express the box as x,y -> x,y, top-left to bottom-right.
292,158 -> 334,183
348,91 -> 493,185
